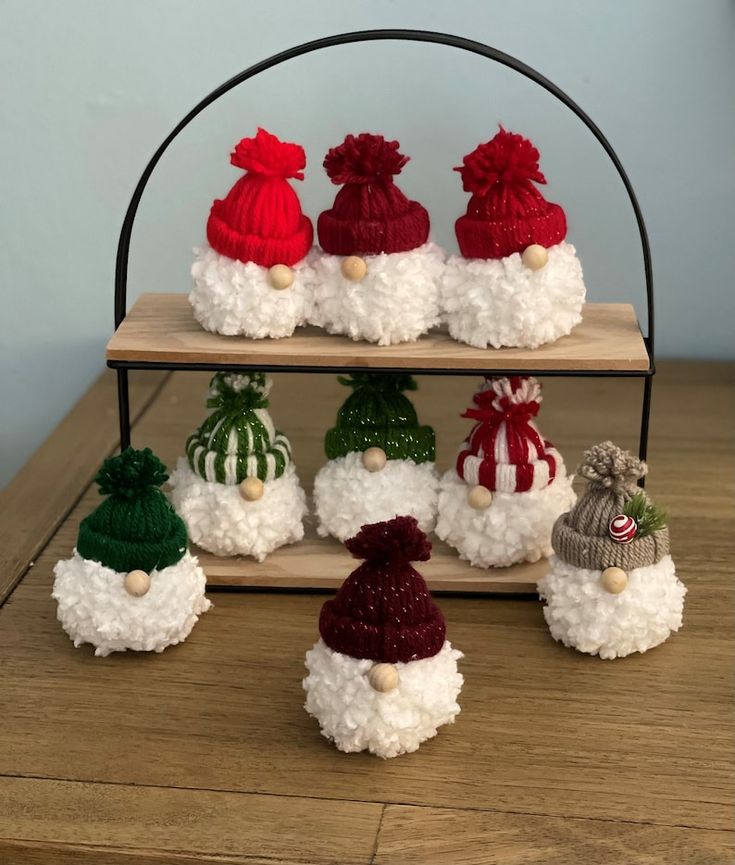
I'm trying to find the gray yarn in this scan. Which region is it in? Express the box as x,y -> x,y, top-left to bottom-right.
552,441 -> 669,571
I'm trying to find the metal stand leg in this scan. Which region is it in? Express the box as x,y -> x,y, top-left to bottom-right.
638,375 -> 653,487
117,368 -> 131,452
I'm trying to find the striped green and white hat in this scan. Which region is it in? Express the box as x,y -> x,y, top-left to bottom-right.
186,372 -> 292,485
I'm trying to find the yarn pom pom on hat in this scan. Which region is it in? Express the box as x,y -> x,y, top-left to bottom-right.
552,441 -> 670,572
206,128 -> 313,267
454,127 -> 567,260
325,373 -> 435,464
456,376 -> 563,492
319,516 -> 446,663
76,448 -> 188,574
317,133 -> 430,256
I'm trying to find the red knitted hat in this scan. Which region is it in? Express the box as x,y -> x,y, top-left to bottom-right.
456,376 -> 562,493
454,128 -> 567,260
206,128 -> 313,267
319,516 -> 446,663
317,133 -> 430,256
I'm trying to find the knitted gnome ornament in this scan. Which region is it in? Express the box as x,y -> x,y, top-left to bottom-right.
169,372 -> 307,560
313,373 -> 439,541
538,441 -> 686,659
304,516 -> 463,758
52,448 -> 210,657
309,133 -> 444,345
436,376 -> 576,568
189,128 -> 315,338
442,128 -> 587,349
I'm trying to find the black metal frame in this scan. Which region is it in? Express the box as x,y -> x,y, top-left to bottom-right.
108,28 -> 655,473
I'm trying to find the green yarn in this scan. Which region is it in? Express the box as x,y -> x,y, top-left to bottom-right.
76,448 -> 188,573
325,373 -> 435,463
186,372 -> 292,485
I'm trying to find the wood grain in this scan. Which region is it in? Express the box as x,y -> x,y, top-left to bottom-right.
106,294 -> 650,371
0,370 -> 169,604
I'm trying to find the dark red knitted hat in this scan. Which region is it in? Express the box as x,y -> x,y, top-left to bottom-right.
319,516 -> 446,663
454,127 -> 567,260
206,128 -> 313,267
317,133 -> 430,256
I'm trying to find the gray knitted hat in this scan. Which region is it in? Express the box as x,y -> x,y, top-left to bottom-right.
552,441 -> 669,572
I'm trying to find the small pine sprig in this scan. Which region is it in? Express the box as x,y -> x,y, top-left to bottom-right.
622,492 -> 667,537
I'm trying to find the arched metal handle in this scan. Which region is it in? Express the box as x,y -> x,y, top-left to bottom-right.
114,28 -> 654,359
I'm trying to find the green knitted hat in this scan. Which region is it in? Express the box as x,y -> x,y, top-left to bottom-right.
325,373 -> 435,463
186,372 -> 292,485
76,448 -> 188,573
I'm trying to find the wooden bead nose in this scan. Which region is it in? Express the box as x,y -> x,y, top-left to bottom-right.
268,264 -> 294,290
239,476 -> 264,501
521,244 -> 548,271
467,484 -> 493,510
341,256 -> 367,282
601,567 -> 628,594
362,447 -> 387,473
124,569 -> 151,597
368,663 -> 399,693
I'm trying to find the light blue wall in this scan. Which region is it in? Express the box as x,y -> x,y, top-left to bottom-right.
1,0 -> 733,487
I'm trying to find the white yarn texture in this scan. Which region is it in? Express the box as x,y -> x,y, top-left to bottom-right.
169,459 -> 307,560
441,241 -> 586,349
435,469 -> 577,568
304,638 -> 463,758
309,243 -> 444,344
538,554 -> 686,659
313,452 -> 439,542
190,244 -> 314,338
52,551 -> 211,657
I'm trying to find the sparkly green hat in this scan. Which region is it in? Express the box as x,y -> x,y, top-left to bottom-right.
325,373 -> 435,463
186,372 -> 292,485
76,448 -> 188,573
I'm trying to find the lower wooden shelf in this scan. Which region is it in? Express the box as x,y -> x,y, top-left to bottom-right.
196,523 -> 545,594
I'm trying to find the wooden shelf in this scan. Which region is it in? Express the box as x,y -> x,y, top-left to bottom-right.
107,293 -> 650,372
196,525 -> 547,593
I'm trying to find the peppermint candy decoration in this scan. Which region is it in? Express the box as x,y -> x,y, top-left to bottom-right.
609,514 -> 637,544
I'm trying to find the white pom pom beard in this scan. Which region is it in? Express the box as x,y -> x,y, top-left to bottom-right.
52,551 -> 211,657
537,554 -> 686,659
189,244 -> 315,338
169,459 -> 307,561
435,468 -> 577,568
313,452 -> 439,542
304,639 -> 463,759
441,241 -> 586,349
308,243 -> 444,345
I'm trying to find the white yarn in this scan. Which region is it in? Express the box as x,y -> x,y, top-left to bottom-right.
537,554 -> 686,659
309,243 -> 445,345
441,241 -> 586,349
169,459 -> 307,560
304,638 -> 463,759
313,452 -> 439,542
435,469 -> 577,568
189,244 -> 315,338
52,551 -> 211,657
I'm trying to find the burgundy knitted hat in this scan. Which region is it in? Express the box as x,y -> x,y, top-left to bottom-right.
454,127 -> 567,260
319,516 -> 446,663
317,133 -> 430,256
207,128 -> 313,267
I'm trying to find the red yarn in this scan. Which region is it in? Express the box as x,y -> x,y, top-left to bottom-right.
317,133 -> 429,256
454,128 -> 567,260
206,128 -> 313,267
319,516 -> 446,663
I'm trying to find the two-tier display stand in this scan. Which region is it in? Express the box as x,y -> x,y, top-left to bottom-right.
106,30 -> 655,594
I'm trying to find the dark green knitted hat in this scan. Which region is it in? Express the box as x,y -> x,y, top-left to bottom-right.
76,448 -> 188,573
186,372 -> 292,485
325,373 -> 435,463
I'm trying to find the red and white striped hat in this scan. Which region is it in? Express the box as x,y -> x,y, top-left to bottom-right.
456,376 -> 561,493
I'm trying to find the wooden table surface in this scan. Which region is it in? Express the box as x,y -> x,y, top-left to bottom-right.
0,361 -> 733,865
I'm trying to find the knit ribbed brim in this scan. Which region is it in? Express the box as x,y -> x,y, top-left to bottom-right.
455,202 -> 566,260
